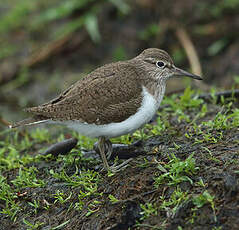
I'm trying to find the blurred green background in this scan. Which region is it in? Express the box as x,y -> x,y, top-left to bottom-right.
0,0 -> 239,124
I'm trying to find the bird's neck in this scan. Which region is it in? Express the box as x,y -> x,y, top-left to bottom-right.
128,59 -> 167,105
143,79 -> 166,106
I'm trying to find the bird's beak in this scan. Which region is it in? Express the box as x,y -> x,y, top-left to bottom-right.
173,66 -> 203,80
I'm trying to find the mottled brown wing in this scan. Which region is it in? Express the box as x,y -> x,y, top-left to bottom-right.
26,62 -> 143,125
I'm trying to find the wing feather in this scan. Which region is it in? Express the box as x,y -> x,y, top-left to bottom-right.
26,62 -> 143,125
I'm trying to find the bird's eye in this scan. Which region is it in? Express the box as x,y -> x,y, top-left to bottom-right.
156,61 -> 165,68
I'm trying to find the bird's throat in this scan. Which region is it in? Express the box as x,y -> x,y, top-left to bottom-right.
144,79 -> 166,106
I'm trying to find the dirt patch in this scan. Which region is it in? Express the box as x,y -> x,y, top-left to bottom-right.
0,94 -> 239,230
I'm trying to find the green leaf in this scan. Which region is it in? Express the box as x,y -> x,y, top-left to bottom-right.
208,39 -> 228,56
109,0 -> 131,14
84,13 -> 101,43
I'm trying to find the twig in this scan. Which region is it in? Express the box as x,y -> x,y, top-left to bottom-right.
175,27 -> 210,91
175,27 -> 202,76
113,189 -> 158,204
198,89 -> 239,103
0,32 -> 87,86
24,35 -> 73,67
0,117 -> 10,127
0,116 -> 26,137
24,33 -> 87,67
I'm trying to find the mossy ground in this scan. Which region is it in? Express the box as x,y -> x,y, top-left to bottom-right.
1,1 -> 239,229
0,88 -> 239,230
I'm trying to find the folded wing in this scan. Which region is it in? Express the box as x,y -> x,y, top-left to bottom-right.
26,62 -> 143,125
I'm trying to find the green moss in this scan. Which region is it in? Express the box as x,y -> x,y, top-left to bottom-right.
0,174 -> 20,221
11,166 -> 45,189
154,154 -> 199,187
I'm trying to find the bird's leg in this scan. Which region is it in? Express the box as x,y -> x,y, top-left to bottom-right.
105,139 -> 113,160
106,140 -> 131,172
98,137 -> 131,173
98,137 -> 110,171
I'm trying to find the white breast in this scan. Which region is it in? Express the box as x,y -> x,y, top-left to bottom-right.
61,86 -> 163,138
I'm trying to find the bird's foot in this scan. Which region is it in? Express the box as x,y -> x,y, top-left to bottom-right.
108,158 -> 132,173
94,139 -> 113,160
98,137 -> 132,174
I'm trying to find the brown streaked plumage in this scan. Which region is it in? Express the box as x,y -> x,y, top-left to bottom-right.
10,48 -> 202,172
25,63 -> 143,125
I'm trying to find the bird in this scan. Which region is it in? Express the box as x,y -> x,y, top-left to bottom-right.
10,48 -> 202,172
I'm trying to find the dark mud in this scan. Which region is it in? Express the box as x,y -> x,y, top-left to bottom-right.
1,98 -> 239,230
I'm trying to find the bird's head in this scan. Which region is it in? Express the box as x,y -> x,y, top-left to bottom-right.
134,48 -> 202,81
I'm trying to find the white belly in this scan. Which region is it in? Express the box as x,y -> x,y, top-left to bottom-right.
61,87 -> 163,138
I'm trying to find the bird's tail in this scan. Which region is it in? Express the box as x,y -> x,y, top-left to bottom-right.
9,116 -> 49,129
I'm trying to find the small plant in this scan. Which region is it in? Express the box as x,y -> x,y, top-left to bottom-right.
202,110 -> 229,130
50,168 -> 100,189
188,104 -> 239,144
227,108 -> 239,127
196,178 -> 207,188
50,168 -> 101,212
23,218 -> 44,230
30,128 -> 50,142
0,174 -> 20,221
86,200 -> 101,217
53,190 -> 72,204
1,200 -> 21,222
139,23 -> 160,41
160,187 -> 189,217
51,220 -> 70,230
154,154 -> 199,187
162,87 -> 203,123
112,45 -> 127,61
179,87 -> 203,109
11,166 -> 45,189
140,202 -> 158,220
193,190 -> 217,221
28,200 -> 40,215
149,115 -> 168,136
108,194 -> 119,204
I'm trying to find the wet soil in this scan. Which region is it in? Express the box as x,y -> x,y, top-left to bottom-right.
0,1 -> 239,229
1,98 -> 239,230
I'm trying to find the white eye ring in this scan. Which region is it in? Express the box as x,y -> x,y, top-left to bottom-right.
156,61 -> 165,68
